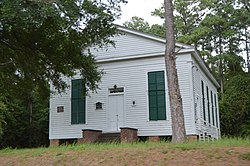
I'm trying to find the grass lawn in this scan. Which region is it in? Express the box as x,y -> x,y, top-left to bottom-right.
0,138 -> 249,166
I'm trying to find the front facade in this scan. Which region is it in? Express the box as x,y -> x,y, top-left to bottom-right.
49,27 -> 221,143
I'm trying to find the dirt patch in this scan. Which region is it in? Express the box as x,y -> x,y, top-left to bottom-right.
0,146 -> 249,166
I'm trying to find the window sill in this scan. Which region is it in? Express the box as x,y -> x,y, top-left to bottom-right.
71,123 -> 86,125
147,119 -> 168,122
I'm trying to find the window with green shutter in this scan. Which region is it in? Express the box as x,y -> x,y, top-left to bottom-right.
206,86 -> 211,124
211,90 -> 215,126
201,80 -> 206,124
71,79 -> 86,124
214,94 -> 218,127
148,71 -> 166,120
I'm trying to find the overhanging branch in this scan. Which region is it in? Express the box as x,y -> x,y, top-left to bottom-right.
0,60 -> 13,66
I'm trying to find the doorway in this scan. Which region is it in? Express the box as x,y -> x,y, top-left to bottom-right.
108,87 -> 124,131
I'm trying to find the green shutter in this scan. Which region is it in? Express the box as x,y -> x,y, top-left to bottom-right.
201,81 -> 206,123
78,99 -> 85,123
214,94 -> 218,127
148,71 -> 166,120
157,107 -> 166,120
71,79 -> 86,124
157,91 -> 166,120
149,91 -> 158,120
156,71 -> 165,90
211,91 -> 215,126
72,79 -> 80,99
206,86 -> 211,124
148,72 -> 157,90
71,99 -> 78,124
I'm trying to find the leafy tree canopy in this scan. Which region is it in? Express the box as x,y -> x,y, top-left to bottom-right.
220,73 -> 250,136
0,0 -> 126,95
123,16 -> 165,37
0,97 -> 7,141
123,16 -> 150,32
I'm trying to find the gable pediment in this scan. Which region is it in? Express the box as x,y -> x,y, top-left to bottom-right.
90,26 -> 194,60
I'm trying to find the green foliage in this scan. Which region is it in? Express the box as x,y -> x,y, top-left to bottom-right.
0,85 -> 50,148
0,0 -> 126,148
123,16 -> 150,32
0,98 -> 7,141
1,97 -> 30,148
207,53 -> 244,80
220,74 -> 250,136
151,0 -> 249,75
148,24 -> 165,38
173,0 -> 205,44
0,0 -> 126,94
211,136 -> 250,146
152,0 -> 208,44
123,16 -> 165,37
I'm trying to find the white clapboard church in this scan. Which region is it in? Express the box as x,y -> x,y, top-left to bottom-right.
49,26 -> 220,145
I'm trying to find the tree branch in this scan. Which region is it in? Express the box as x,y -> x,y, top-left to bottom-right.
0,60 -> 13,66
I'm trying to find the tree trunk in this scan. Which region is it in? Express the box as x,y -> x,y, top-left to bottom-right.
164,0 -> 186,143
219,34 -> 224,101
245,27 -> 249,74
28,95 -> 33,147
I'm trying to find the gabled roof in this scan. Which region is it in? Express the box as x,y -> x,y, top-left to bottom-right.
116,25 -> 194,49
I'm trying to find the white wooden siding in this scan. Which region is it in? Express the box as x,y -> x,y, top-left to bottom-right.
49,54 -> 195,139
191,56 -> 221,139
91,33 -> 165,60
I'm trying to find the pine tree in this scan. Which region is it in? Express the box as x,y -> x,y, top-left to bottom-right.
164,0 -> 186,143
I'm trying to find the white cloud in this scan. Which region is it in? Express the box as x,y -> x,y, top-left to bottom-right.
115,0 -> 164,25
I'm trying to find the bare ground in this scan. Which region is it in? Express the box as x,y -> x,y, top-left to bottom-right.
0,145 -> 249,166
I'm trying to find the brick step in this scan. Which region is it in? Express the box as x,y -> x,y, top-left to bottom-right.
97,132 -> 121,143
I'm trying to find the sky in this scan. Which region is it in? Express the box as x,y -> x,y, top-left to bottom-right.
114,0 -> 164,25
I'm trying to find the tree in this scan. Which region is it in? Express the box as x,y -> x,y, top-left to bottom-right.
152,0 -> 206,45
0,0 -> 126,148
149,24 -> 165,38
0,85 -> 50,148
123,17 -> 165,37
164,0 -> 186,142
0,0 -> 126,95
195,0 -> 250,99
0,97 -> 7,142
220,73 -> 250,136
123,16 -> 150,32
234,1 -> 250,73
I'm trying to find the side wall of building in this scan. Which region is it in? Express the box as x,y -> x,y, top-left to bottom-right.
191,56 -> 221,139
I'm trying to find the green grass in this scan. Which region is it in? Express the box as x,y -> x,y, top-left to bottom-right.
206,137 -> 250,146
0,138 -> 249,166
0,137 -> 249,156
169,137 -> 250,151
